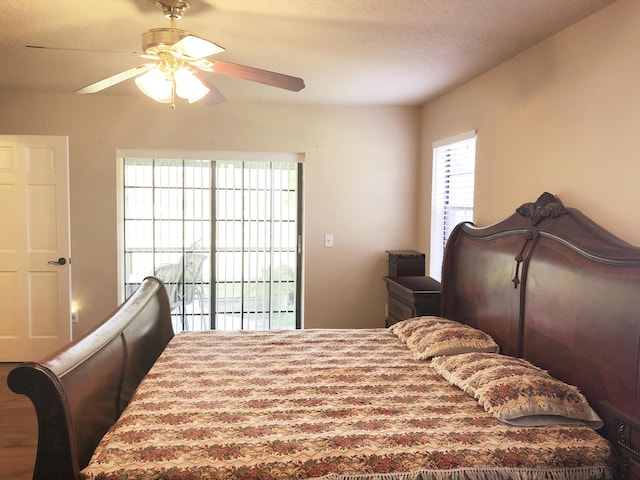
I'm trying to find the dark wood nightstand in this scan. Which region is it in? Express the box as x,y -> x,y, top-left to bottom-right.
384,276 -> 441,327
600,400 -> 640,480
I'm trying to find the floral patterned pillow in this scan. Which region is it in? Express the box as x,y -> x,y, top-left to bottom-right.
431,352 -> 603,428
389,316 -> 499,359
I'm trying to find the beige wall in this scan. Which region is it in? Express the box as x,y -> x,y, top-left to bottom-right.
419,0 -> 640,270
4,0 -> 636,338
0,94 -> 421,334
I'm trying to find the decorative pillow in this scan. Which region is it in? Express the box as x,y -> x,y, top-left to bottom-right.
389,316 -> 499,359
431,352 -> 603,429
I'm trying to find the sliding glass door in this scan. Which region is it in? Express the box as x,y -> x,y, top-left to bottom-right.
121,156 -> 301,332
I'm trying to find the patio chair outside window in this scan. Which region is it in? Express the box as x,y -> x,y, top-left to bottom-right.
155,248 -> 207,329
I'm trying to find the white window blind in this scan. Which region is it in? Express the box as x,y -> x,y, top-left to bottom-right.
430,131 -> 476,281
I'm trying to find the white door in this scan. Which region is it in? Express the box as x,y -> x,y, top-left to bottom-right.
0,135 -> 71,361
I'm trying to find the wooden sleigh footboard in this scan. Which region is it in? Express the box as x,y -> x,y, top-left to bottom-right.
7,277 -> 174,480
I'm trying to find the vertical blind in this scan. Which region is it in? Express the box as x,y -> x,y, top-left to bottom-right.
122,157 -> 301,333
430,131 -> 477,281
215,161 -> 300,331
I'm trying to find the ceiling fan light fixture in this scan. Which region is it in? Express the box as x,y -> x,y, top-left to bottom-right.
135,67 -> 174,103
44,0 -> 303,106
175,67 -> 210,103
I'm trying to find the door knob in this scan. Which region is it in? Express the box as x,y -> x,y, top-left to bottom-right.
48,257 -> 67,266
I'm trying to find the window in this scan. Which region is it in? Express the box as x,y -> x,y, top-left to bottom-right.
120,153 -> 302,333
430,131 -> 476,281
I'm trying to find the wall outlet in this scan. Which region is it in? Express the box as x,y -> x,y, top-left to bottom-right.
71,310 -> 79,323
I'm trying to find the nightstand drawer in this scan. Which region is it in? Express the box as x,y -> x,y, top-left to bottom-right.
414,291 -> 441,312
384,276 -> 441,327
388,296 -> 416,321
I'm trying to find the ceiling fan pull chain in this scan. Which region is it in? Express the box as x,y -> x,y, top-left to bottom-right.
171,78 -> 176,110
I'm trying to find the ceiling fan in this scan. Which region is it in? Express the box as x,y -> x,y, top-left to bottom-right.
27,0 -> 305,107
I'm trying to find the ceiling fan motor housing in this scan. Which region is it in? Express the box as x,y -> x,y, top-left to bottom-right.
142,28 -> 192,55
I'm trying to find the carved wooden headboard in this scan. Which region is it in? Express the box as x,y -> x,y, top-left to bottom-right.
441,193 -> 640,432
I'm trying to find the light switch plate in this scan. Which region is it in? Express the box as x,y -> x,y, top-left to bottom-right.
324,233 -> 334,248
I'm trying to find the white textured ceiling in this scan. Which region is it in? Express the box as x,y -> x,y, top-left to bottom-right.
1,0 -> 615,106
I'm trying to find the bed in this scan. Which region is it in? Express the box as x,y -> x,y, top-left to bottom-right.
7,192 -> 640,480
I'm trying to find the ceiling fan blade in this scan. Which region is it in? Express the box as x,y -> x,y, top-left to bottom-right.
26,45 -> 158,60
192,71 -> 226,105
171,35 -> 224,60
75,64 -> 156,94
198,59 -> 305,92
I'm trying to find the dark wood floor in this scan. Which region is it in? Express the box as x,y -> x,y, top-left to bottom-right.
0,363 -> 37,480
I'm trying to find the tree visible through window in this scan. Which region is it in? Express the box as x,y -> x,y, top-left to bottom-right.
121,156 -> 302,332
430,131 -> 476,281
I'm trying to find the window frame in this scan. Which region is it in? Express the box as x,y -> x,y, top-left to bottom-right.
429,131 -> 477,281
116,149 -> 304,332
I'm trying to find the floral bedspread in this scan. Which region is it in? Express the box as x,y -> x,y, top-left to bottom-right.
80,329 -> 615,480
